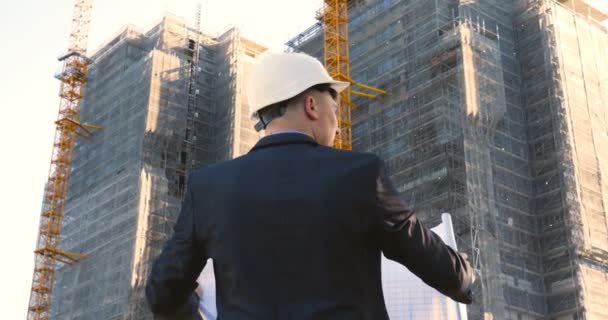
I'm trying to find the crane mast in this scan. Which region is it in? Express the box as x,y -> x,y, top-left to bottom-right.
318,0 -> 385,150
319,0 -> 353,150
27,1 -> 99,318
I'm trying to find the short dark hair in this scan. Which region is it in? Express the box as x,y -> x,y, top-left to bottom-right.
308,83 -> 338,100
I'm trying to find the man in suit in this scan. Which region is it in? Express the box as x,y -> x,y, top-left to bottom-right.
146,52 -> 473,319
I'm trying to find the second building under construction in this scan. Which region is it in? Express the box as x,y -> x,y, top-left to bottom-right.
290,0 -> 608,319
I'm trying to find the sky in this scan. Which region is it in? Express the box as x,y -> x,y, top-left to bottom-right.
0,0 -> 607,318
0,0 -> 320,317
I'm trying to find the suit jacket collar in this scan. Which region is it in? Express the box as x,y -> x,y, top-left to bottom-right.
250,133 -> 318,152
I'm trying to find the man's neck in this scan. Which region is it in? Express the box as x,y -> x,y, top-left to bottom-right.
266,125 -> 310,136
268,130 -> 306,135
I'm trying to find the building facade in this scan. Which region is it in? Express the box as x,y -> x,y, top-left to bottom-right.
49,14 -> 266,319
291,0 -> 607,319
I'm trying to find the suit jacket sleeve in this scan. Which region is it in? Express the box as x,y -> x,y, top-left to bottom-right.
373,159 -> 473,304
146,174 -> 207,319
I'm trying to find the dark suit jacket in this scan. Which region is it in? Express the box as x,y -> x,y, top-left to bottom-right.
146,133 -> 473,319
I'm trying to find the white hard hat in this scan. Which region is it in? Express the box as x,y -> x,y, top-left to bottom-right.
247,52 -> 350,119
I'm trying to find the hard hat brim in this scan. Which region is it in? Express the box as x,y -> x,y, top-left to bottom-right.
328,80 -> 350,93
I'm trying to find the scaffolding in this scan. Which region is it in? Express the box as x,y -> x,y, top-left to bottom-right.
518,0 -> 608,318
48,14 -> 266,319
291,0 -> 607,319
178,3 -> 203,199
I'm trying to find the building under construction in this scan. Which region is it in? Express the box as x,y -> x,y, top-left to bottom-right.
290,0 -> 607,319
48,14 -> 266,319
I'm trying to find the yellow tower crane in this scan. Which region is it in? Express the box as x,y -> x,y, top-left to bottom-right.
27,0 -> 100,319
318,0 -> 386,150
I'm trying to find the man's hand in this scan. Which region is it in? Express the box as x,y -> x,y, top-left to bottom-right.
459,252 -> 476,284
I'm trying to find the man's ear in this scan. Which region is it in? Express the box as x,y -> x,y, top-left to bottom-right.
304,95 -> 319,120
